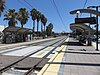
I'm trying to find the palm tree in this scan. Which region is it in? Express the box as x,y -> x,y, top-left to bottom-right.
41,14 -> 45,32
17,8 -> 29,28
42,16 -> 47,32
36,11 -> 41,33
0,0 -> 5,16
4,9 -> 18,27
30,8 -> 37,32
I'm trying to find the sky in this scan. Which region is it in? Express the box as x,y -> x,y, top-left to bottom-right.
0,0 -> 100,33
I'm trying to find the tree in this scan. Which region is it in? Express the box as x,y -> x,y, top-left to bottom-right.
0,0 -> 5,16
42,16 -> 47,32
41,14 -> 45,32
46,23 -> 53,36
30,8 -> 37,32
4,9 -> 18,26
17,8 -> 29,28
36,11 -> 41,33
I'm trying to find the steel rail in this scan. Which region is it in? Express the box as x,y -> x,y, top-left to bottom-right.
0,38 -> 59,54
24,37 -> 67,75
0,38 -> 58,51
0,37 -> 66,73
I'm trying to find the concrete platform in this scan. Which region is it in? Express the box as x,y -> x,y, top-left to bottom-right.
38,38 -> 100,75
0,38 -> 56,50
0,55 -> 49,70
2,46 -> 44,56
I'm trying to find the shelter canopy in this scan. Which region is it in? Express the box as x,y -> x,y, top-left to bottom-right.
3,26 -> 32,34
70,9 -> 100,16
70,23 -> 93,32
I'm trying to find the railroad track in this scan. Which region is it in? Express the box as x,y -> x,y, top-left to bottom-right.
0,37 -> 61,55
0,37 -> 60,51
0,36 -> 67,75
24,38 -> 67,75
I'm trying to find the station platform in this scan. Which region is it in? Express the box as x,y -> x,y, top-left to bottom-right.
0,38 -> 56,50
38,38 -> 100,75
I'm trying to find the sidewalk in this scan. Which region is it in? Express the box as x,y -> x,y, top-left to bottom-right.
38,38 -> 100,75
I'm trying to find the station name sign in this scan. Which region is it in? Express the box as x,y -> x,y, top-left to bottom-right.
75,17 -> 96,24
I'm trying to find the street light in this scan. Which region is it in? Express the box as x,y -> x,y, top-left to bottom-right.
87,5 -> 100,51
76,11 -> 80,18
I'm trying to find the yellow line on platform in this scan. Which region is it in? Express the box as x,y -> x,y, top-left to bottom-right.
38,37 -> 69,75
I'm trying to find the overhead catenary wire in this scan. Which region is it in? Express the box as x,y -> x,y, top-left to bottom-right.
16,0 -> 63,32
17,0 -> 31,10
49,0 -> 67,31
23,0 -> 62,31
80,0 -> 88,17
46,19 -> 62,31
50,0 -> 67,31
83,0 -> 88,9
24,0 -> 33,8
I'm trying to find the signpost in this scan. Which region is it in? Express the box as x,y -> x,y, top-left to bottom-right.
75,17 -> 96,24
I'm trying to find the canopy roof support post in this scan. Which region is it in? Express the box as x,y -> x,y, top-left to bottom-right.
88,13 -> 92,46
96,7 -> 99,51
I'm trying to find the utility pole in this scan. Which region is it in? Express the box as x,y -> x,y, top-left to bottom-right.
87,6 -> 100,51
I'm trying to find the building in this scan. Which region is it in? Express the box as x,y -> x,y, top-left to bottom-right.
3,26 -> 33,43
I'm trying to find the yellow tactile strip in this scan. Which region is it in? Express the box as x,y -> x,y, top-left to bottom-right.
38,38 -> 69,75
